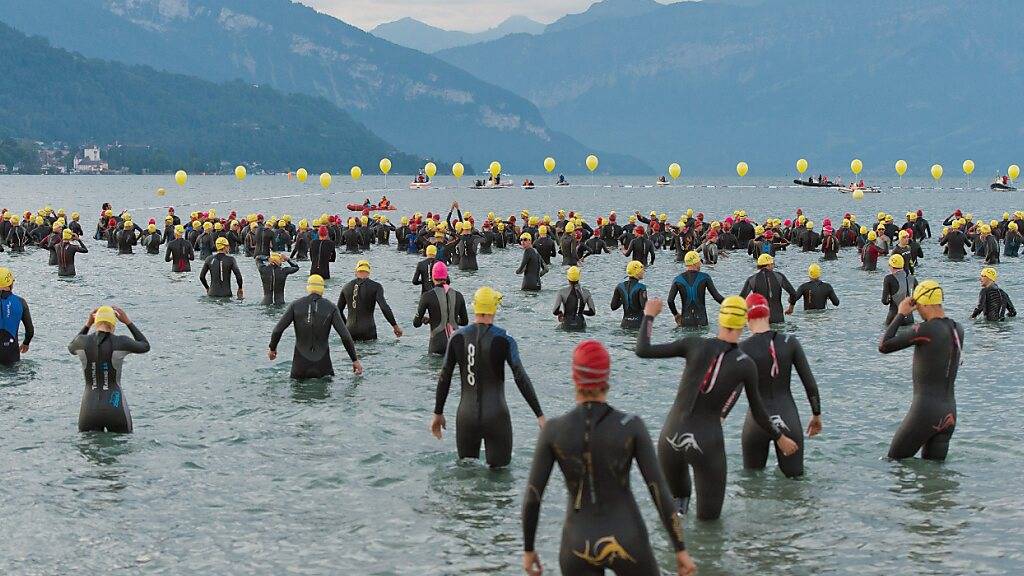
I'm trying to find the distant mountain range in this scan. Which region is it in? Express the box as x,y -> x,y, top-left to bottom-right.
0,0 -> 648,174
545,0 -> 664,34
371,16 -> 545,54
438,0 -> 1022,175
0,21 -> 422,173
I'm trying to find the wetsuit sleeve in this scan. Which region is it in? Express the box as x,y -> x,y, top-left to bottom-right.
552,289 -> 565,316
739,277 -> 752,298
881,276 -> 892,305
515,251 -> 528,274
667,281 -> 680,316
412,263 -> 423,286
331,306 -> 358,362
635,316 -> 693,358
705,276 -> 725,304
505,335 -> 544,417
878,315 -> 921,353
77,240 -> 89,253
522,424 -> 555,552
648,240 -> 656,265
374,285 -> 398,327
283,261 -> 299,275
1005,290 -> 1017,317
828,284 -> 840,307
413,292 -> 428,327
971,290 -> 985,318
19,297 -> 33,346
434,333 -> 462,414
584,290 -> 596,316
269,304 -> 295,352
610,284 -> 623,311
740,360 -> 782,440
231,259 -> 243,287
633,418 -> 686,551
456,294 -> 469,326
165,241 -> 173,262
791,338 -> 821,415
199,259 -> 211,290
789,283 -> 805,306
780,273 -> 797,298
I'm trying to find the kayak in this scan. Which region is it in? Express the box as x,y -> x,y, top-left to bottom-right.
656,181 -> 670,187
522,185 -> 535,190
409,181 -> 431,189
555,182 -> 571,187
347,204 -> 397,212
794,179 -> 841,188
991,182 -> 1017,191
839,186 -> 881,194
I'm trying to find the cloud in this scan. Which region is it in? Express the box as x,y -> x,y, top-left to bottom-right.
300,0 -> 602,32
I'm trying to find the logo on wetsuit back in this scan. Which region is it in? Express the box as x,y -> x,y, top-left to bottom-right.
466,343 -> 476,386
769,415 -> 790,432
664,432 -> 703,454
932,413 -> 955,432
573,536 -> 636,567
109,390 -> 121,408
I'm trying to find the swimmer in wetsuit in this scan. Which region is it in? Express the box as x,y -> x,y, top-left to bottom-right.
0,268 -> 33,366
338,260 -> 402,341
668,251 -> 724,328
878,280 -> 963,460
971,267 -> 1016,321
309,226 -> 337,279
882,254 -> 916,326
739,253 -> 797,324
611,261 -> 648,330
735,294 -> 822,477
522,340 -> 696,576
431,286 -> 545,468
55,229 -> 89,277
268,275 -> 362,379
636,296 -> 798,519
256,252 -> 300,305
413,262 -> 469,355
516,233 -> 548,291
200,237 -> 244,298
164,225 -> 195,272
786,263 -> 839,313
553,266 -> 596,331
69,306 -> 150,433
412,244 -> 438,293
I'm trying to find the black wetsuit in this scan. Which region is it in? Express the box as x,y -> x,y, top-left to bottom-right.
668,271 -> 724,328
338,278 -> 398,341
552,283 -> 596,331
939,230 -> 970,261
636,316 -> 780,519
256,256 -> 300,305
882,271 -> 917,325
736,331 -> 820,477
517,247 -> 547,291
0,291 -> 33,366
165,237 -> 195,272
740,269 -> 797,324
412,257 -> 436,293
309,238 -> 337,279
879,315 -> 963,460
611,278 -> 647,330
270,293 -> 358,379
971,284 -> 1016,321
291,230 -> 311,260
821,235 -> 839,260
790,280 -> 839,310
141,231 -> 163,254
69,323 -> 150,433
56,240 -> 89,277
413,285 -> 469,355
523,402 -> 686,576
534,236 -> 556,265
624,237 -> 656,266
457,234 -> 480,271
560,236 -> 581,265
434,323 -> 543,468
200,253 -> 243,297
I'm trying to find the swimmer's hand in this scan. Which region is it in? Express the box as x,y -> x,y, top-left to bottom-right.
776,434 -> 799,456
644,298 -> 663,317
430,414 -> 447,439
392,325 -> 403,337
237,287 -> 244,299
537,416 -> 547,429
19,344 -> 28,354
807,415 -> 822,437
557,313 -> 565,324
267,349 -> 277,361
785,304 -> 794,315
352,360 -> 363,375
674,314 -> 683,327
676,550 -> 697,576
523,551 -> 542,575
897,297 -> 915,316
112,306 -> 130,325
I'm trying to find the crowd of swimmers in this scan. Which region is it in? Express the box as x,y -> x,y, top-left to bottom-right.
2,197 -> 1019,575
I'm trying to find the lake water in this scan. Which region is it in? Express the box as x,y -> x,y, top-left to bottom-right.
1,175 -> 1021,575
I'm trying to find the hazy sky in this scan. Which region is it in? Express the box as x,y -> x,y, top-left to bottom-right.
300,0 -> 674,33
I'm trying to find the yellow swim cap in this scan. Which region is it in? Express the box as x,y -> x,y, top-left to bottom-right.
520,232 -> 532,242
307,274 -> 325,295
400,216 -> 409,225
912,280 -> 943,305
472,286 -> 502,315
867,231 -> 877,241
951,220 -> 961,229
757,253 -> 774,267
72,212 -> 80,220
269,253 -> 284,265
808,264 -> 821,279
215,236 -> 230,250
626,260 -> 644,278
980,224 -> 992,235
684,251 -> 700,266
426,245 -> 438,257
355,260 -> 371,273
62,229 -> 74,240
175,225 -> 185,235
981,267 -> 998,281
564,222 -> 576,234
147,224 -> 157,233
567,266 -> 581,282
1010,222 -> 1019,231
538,225 -> 548,236
94,306 -> 117,327
203,222 -> 213,231
754,225 -> 765,236
898,230 -> 909,239
719,296 -> 748,330
805,221 -> 814,229
859,226 -> 868,234
0,267 -> 13,288
990,219 -> 999,228
889,254 -> 905,269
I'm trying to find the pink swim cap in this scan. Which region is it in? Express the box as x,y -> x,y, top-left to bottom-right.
432,261 -> 449,280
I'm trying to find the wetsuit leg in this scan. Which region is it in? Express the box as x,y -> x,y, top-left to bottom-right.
691,442 -> 727,520
921,423 -> 954,461
559,522 -> 660,576
741,412 -> 772,470
887,406 -> 947,460
657,436 -> 693,511
772,407 -> 805,478
483,411 -> 514,468
78,389 -> 132,433
290,350 -> 334,380
0,331 -> 19,366
454,411 -> 483,460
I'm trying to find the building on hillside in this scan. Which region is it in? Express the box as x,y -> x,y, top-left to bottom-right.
73,146 -> 109,174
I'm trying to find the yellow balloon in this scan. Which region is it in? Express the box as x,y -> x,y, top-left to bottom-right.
234,165 -> 247,181
156,188 -> 166,197
585,154 -> 599,172
796,158 -> 808,174
852,189 -> 865,200
319,172 -> 332,189
379,158 -> 392,175
452,162 -> 465,178
1009,164 -> 1020,180
895,159 -> 908,176
668,163 -> 681,180
424,162 -> 437,178
931,164 -> 944,181
489,161 -> 501,177
962,160 -> 975,175
174,170 -> 187,186
350,166 -> 362,180
543,157 -> 556,173
296,168 -> 308,183
736,162 -> 748,177
851,158 -> 863,175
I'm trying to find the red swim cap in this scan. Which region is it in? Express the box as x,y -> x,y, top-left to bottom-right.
431,261 -> 449,280
573,340 -> 610,390
318,225 -> 329,238
746,293 -> 770,320
634,226 -> 644,236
